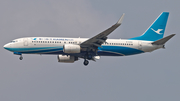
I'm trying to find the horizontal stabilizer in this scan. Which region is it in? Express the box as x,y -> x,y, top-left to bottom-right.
152,34 -> 175,45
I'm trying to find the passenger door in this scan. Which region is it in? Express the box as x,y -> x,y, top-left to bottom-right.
23,38 -> 28,46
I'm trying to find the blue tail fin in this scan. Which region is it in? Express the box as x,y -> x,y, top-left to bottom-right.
129,12 -> 169,41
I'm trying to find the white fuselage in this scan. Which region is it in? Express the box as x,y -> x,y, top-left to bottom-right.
4,37 -> 163,56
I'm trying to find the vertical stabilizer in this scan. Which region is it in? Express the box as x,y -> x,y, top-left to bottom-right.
129,12 -> 169,41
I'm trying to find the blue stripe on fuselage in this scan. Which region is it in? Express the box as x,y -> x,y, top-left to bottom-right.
98,46 -> 144,56
5,45 -> 144,56
5,46 -> 63,53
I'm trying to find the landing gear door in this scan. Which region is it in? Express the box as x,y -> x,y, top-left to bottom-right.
138,41 -> 142,50
23,38 -> 28,46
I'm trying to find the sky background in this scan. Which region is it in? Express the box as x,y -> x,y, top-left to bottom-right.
0,0 -> 180,101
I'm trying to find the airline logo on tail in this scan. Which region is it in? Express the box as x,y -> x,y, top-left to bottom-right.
151,28 -> 163,34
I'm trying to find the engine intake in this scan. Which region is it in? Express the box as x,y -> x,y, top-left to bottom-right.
57,55 -> 78,63
63,44 -> 81,53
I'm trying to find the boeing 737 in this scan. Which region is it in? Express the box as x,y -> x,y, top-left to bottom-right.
3,12 -> 175,66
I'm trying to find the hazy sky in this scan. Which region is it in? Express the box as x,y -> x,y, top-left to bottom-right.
0,0 -> 180,101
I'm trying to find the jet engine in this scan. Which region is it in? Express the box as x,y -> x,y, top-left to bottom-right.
63,44 -> 81,53
57,55 -> 78,63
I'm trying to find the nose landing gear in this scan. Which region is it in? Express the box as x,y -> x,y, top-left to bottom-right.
19,55 -> 23,60
13,52 -> 23,60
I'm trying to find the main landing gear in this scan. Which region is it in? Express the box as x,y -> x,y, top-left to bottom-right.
83,59 -> 89,66
83,53 -> 92,66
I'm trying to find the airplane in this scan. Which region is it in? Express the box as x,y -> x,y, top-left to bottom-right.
3,12 -> 175,66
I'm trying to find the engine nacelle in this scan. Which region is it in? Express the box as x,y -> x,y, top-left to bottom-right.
57,55 -> 78,63
63,44 -> 81,53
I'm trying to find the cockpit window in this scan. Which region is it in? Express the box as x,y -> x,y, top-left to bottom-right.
11,40 -> 17,43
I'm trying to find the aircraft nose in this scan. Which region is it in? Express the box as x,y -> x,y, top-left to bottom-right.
3,43 -> 10,50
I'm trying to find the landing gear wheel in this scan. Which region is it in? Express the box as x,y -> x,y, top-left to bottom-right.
19,56 -> 23,60
83,60 -> 89,66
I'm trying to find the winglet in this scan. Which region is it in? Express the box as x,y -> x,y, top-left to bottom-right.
152,34 -> 175,45
116,13 -> 125,25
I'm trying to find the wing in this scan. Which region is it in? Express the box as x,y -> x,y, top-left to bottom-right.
80,13 -> 125,51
